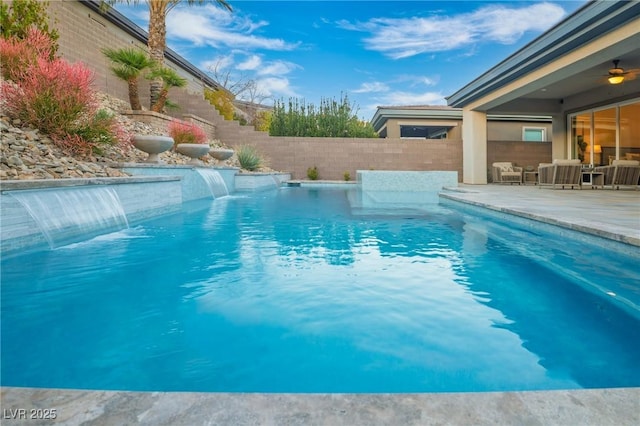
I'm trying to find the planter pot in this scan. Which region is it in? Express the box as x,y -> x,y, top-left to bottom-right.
132,135 -> 174,163
176,143 -> 210,165
209,148 -> 234,161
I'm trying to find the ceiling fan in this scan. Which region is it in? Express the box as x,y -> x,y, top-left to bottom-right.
606,59 -> 639,84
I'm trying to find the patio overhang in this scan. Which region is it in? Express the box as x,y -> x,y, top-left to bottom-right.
445,0 -> 640,184
446,0 -> 640,114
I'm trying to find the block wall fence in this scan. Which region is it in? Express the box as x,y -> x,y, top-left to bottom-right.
48,1 -> 552,181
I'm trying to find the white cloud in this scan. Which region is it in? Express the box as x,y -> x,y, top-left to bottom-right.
378,91 -> 447,106
395,74 -> 440,87
257,60 -> 300,76
165,4 -> 299,51
353,82 -> 390,93
256,77 -> 298,98
200,54 -> 235,73
237,55 -> 262,71
338,2 -> 565,59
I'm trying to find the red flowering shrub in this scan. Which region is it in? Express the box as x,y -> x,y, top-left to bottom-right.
2,56 -> 96,136
1,30 -> 127,155
167,119 -> 208,145
0,27 -> 56,81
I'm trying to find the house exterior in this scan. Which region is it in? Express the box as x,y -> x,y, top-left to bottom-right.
371,105 -> 552,142
446,0 -> 640,184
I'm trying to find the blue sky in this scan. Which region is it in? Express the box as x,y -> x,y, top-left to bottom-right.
114,0 -> 587,120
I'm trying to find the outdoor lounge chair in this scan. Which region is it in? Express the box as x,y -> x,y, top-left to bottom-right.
492,162 -> 523,184
594,160 -> 640,190
538,159 -> 582,189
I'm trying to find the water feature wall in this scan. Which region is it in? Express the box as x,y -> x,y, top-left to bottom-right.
196,169 -> 229,198
235,172 -> 291,192
9,187 -> 128,248
1,177 -> 182,255
122,165 -> 238,201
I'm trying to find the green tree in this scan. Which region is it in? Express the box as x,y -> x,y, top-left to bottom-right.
102,47 -> 154,110
103,0 -> 232,108
147,65 -> 187,112
254,110 -> 272,132
0,0 -> 59,54
269,94 -> 378,138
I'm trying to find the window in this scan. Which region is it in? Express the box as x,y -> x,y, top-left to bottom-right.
523,127 -> 546,141
568,98 -> 639,166
400,125 -> 449,139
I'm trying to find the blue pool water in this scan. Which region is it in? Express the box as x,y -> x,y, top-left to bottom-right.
2,187 -> 639,393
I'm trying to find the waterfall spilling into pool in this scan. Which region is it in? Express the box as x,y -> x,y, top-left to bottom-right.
9,186 -> 129,248
196,168 -> 229,198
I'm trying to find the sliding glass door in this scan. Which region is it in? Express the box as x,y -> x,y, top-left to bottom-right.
569,99 -> 639,167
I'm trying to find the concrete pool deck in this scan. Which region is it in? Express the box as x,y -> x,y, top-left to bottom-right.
1,387 -> 639,425
2,184 -> 639,425
441,184 -> 640,247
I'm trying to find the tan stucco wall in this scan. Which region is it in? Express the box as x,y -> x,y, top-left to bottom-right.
487,121 -> 552,141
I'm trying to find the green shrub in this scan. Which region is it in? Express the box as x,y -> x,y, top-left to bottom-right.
0,0 -> 59,50
70,109 -> 125,154
236,145 -> 263,171
307,166 -> 319,180
343,171 -> 351,181
204,88 -> 235,120
269,93 -> 378,138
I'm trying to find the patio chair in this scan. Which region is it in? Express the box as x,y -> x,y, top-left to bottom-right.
594,160 -> 640,190
538,159 -> 582,189
492,162 -> 523,185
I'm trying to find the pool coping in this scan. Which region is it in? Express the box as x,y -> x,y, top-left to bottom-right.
439,185 -> 640,247
1,386 -> 638,425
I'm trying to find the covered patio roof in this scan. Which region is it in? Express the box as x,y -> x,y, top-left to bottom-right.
446,0 -> 640,113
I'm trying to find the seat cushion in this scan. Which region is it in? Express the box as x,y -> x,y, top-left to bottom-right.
552,159 -> 581,165
612,160 -> 640,166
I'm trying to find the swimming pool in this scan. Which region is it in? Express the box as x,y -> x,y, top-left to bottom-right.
2,187 -> 639,393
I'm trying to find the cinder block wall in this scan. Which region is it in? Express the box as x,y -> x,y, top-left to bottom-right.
487,141 -> 552,170
47,1 -> 551,182
239,137 -> 463,181
49,1 -> 208,104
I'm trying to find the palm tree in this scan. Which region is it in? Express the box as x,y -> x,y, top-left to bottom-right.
147,66 -> 187,113
104,1 -> 232,108
102,47 -> 154,110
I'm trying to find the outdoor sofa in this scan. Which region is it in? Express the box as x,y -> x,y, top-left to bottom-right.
594,160 -> 640,190
538,159 -> 582,189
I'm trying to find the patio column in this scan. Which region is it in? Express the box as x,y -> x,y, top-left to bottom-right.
551,114 -> 566,161
462,109 -> 487,184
